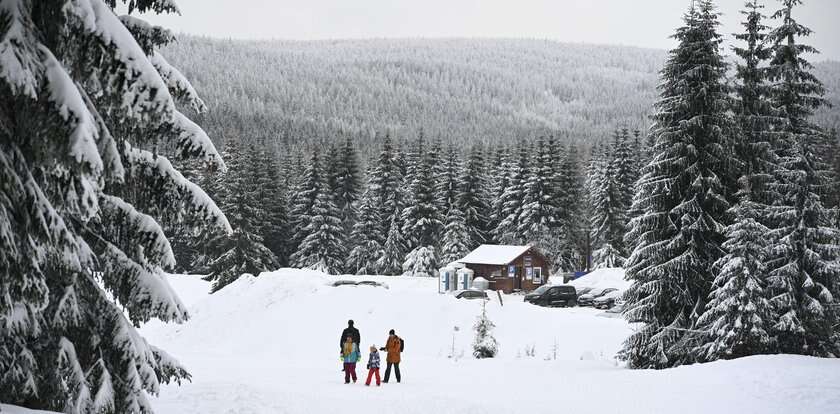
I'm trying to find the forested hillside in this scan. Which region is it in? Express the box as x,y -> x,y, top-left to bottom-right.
161,37 -> 663,149
161,36 -> 840,153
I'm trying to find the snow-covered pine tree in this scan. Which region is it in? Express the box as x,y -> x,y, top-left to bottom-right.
554,143 -> 585,271
290,183 -> 347,275
612,128 -> 637,227
0,2 -> 230,412
457,145 -> 492,247
487,146 -> 511,243
288,150 -> 323,257
378,213 -> 408,275
494,141 -> 531,244
345,171 -> 384,274
589,138 -> 627,268
256,145 -> 291,266
519,137 -> 560,245
764,0 -> 840,356
620,1 -> 734,369
472,299 -> 499,358
402,245 -> 438,278
401,134 -> 442,251
696,186 -> 773,361
370,133 -> 404,233
206,142 -> 279,292
435,142 -> 462,217
335,135 -> 362,232
440,207 -> 473,265
693,0 -> 780,361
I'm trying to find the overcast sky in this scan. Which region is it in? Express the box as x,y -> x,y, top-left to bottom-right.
136,0 -> 840,61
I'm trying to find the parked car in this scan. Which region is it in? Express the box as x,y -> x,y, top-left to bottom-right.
593,290 -> 623,309
577,287 -> 618,307
524,285 -> 577,307
357,280 -> 389,289
452,289 -> 489,300
331,280 -> 358,287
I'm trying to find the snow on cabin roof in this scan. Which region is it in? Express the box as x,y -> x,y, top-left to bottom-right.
457,245 -> 532,265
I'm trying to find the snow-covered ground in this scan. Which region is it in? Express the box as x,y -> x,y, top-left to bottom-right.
120,269 -> 840,414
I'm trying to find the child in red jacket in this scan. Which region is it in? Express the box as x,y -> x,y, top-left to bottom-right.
365,345 -> 381,386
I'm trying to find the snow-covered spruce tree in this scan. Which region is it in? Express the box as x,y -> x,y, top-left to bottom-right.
206,142 -> 279,292
401,134 -> 442,251
335,135 -> 362,232
457,145 -> 492,247
0,1 -> 231,412
472,299 -> 499,359
588,141 -> 626,269
487,146 -> 511,243
764,0 -> 840,356
370,133 -> 404,233
554,143 -> 585,272
692,1 -> 780,361
377,213 -> 408,275
288,150 -> 322,258
620,1 -> 734,369
440,207 -> 473,265
435,142 -> 462,218
612,129 -> 637,226
696,186 -> 774,361
519,137 -> 560,245
494,141 -> 530,244
291,184 -> 346,275
256,146 -> 291,266
402,245 -> 438,278
345,172 -> 384,274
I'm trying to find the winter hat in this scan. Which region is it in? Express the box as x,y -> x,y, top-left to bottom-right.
389,329 -> 395,335
348,320 -> 354,327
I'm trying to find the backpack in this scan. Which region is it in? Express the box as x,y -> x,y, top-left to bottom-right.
399,337 -> 405,352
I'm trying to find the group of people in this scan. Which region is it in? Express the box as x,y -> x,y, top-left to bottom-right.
339,320 -> 403,386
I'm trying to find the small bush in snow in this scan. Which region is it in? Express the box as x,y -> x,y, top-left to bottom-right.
473,300 -> 499,358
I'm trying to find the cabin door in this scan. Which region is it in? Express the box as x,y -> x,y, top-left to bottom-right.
514,267 -> 522,290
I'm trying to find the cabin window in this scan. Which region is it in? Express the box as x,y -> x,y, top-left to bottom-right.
533,267 -> 543,284
491,269 -> 501,279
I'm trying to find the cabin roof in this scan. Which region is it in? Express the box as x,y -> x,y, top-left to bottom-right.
457,244 -> 533,265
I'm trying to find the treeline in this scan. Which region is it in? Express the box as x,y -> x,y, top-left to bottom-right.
172,127 -> 651,291
620,0 -> 840,369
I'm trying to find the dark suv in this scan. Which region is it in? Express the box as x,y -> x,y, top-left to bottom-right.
524,285 -> 577,307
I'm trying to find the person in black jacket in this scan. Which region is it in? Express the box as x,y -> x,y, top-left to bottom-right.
340,320 -> 360,351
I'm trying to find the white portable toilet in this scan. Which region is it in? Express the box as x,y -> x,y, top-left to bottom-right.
457,268 -> 474,290
472,276 -> 489,291
438,267 -> 456,293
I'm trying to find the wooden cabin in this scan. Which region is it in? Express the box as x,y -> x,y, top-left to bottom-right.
457,245 -> 550,293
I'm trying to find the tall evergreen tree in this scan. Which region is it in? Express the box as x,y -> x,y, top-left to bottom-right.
290,185 -> 346,275
377,214 -> 407,276
556,143 -> 586,271
258,146 -> 291,266
621,1 -> 734,369
494,142 -> 530,244
346,174 -> 384,274
764,0 -> 840,356
588,142 -> 626,268
457,145 -> 492,246
519,137 -> 560,242
334,136 -> 362,231
401,134 -> 442,250
288,150 -> 322,256
435,142 -> 462,216
0,4 -> 229,411
207,142 -> 279,292
696,187 -> 774,361
440,207 -> 472,265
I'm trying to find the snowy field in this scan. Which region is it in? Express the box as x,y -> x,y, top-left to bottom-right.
7,269 -> 838,414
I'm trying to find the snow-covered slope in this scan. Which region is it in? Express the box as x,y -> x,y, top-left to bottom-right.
137,269 -> 840,414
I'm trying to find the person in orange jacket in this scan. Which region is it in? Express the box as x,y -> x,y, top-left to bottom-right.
379,329 -> 402,383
